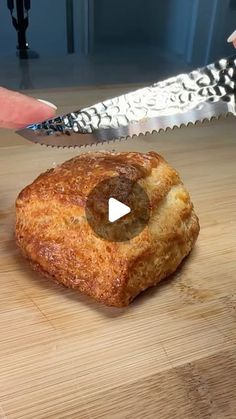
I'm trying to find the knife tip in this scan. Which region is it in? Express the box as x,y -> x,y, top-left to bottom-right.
16,126 -> 37,142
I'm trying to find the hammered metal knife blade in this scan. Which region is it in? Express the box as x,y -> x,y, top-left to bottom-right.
17,55 -> 236,147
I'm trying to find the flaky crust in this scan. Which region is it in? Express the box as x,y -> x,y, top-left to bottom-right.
15,151 -> 200,307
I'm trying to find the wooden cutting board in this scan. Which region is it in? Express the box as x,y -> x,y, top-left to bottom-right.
0,86 -> 236,419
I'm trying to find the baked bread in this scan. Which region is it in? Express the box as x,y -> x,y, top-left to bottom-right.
15,151 -> 200,307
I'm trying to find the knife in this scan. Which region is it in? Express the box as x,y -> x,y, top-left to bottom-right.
17,55 -> 236,148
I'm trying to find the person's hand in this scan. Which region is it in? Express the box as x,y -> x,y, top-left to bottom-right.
0,87 -> 57,129
227,30 -> 236,48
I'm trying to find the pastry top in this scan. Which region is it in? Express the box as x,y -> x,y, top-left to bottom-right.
16,151 -> 199,307
17,151 -> 180,209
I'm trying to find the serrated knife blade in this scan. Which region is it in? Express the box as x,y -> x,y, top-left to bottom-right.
17,55 -> 236,148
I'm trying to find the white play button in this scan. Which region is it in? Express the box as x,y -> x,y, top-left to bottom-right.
108,197 -> 131,223
86,176 -> 150,241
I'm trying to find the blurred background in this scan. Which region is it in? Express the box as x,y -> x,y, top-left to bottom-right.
0,0 -> 235,90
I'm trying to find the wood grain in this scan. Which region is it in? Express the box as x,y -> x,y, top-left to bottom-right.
0,86 -> 236,418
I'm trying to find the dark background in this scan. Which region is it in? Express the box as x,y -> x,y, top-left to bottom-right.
0,0 -> 235,90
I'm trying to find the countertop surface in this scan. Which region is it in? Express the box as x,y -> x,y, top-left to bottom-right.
0,86 -> 236,419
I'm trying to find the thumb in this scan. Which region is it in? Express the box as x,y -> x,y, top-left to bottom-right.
0,87 -> 57,129
227,30 -> 236,48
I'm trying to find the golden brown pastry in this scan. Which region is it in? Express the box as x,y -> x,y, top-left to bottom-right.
15,151 -> 200,307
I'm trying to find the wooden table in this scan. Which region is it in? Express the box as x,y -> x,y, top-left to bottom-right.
0,86 -> 236,419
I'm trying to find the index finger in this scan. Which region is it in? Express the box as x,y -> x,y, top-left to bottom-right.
0,87 -> 57,129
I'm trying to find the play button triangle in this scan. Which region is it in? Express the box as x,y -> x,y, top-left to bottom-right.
108,197 -> 131,223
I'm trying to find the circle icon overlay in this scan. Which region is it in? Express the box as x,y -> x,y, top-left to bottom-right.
85,176 -> 150,242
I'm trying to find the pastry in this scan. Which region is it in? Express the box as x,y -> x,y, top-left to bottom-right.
15,151 -> 200,307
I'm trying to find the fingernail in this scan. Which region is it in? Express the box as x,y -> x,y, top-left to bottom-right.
37,99 -> 57,110
227,30 -> 236,43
